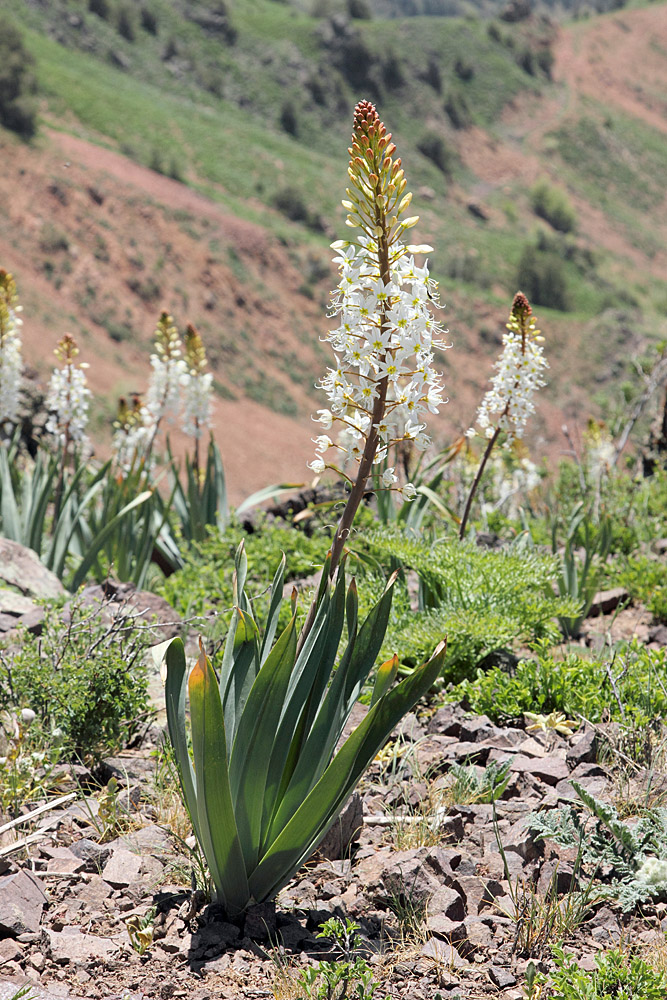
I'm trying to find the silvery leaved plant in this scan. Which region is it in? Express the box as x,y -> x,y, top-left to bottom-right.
45,333 -> 91,454
0,269 -> 23,434
160,101 -> 446,917
459,292 -> 546,537
311,99 -> 448,577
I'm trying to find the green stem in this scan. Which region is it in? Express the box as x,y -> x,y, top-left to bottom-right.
458,425 -> 501,540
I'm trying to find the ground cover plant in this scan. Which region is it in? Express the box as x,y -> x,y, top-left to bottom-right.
2,66 -> 667,997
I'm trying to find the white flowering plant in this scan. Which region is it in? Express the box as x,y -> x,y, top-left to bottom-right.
161,101 -> 447,915
0,270 -> 23,435
459,292 -> 547,538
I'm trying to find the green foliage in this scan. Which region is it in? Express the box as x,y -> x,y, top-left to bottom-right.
613,554 -> 667,624
452,642 -> 667,727
517,242 -> 570,311
162,543 -> 445,914
417,131 -> 456,175
529,781 -> 667,911
159,516 -> 332,634
0,597 -> 151,760
297,918 -> 380,999
551,504 -> 612,637
542,946 -> 667,1000
530,178 -> 577,233
358,529 -> 576,681
0,16 -> 38,138
445,758 -> 511,804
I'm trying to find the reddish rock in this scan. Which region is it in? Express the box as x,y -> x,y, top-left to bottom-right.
0,870 -> 47,937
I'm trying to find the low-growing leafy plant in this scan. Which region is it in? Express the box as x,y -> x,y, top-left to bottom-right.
612,553 -> 667,624
540,945 -> 667,999
0,596 -> 152,760
529,781 -> 667,911
443,758 -> 512,805
297,918 -> 381,999
452,642 -> 667,727
550,503 -> 612,637
359,529 -> 577,680
0,709 -> 66,819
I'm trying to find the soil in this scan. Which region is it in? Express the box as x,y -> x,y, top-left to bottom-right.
1,588 -> 666,1000
1,5 -> 665,502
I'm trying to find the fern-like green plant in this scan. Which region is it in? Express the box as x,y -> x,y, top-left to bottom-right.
355,529 -> 578,681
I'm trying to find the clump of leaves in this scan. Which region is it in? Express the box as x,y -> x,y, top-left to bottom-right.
274,918 -> 380,999
442,758 -> 511,805
529,782 -> 667,911
452,642 -> 667,727
356,530 -> 577,681
0,597 -> 152,760
539,945 -> 667,999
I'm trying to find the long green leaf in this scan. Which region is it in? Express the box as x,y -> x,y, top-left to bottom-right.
229,615 -> 297,872
189,646 -> 250,914
68,490 -> 153,591
163,638 -> 204,850
249,640 -> 447,902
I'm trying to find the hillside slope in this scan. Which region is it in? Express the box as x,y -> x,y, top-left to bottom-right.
0,1 -> 666,497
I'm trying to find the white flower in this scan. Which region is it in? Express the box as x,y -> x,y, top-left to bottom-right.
401,483 -> 418,501
0,272 -> 23,429
381,466 -> 398,488
20,708 -> 36,725
308,457 -> 326,475
45,335 -> 91,449
470,296 -> 547,445
181,370 -> 213,438
636,857 -> 667,892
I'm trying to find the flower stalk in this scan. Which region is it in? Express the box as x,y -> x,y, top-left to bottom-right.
0,269 -> 23,436
459,292 -> 546,538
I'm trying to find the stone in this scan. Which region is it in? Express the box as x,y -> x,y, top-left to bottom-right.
420,938 -> 467,968
0,589 -> 37,617
502,817 -> 542,862
394,712 -> 427,742
190,921 -> 240,956
44,925 -> 122,963
0,539 -> 65,600
428,886 -> 465,922
537,859 -> 577,896
566,728 -> 598,768
0,940 -> 23,966
0,978 -> 89,1000
68,838 -> 112,868
648,625 -> 667,646
315,793 -> 363,861
105,823 -> 173,856
0,870 -> 47,937
587,588 -> 629,617
462,916 -> 494,952
495,753 -> 569,785
101,848 -> 143,887
75,875 -> 113,909
489,965 -> 517,988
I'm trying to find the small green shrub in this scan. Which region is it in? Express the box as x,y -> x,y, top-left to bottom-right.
453,642 -> 667,726
530,178 -> 578,233
0,599 -> 152,760
0,18 -> 38,139
517,243 -> 570,311
613,554 -> 667,623
357,530 -> 576,681
543,946 -> 667,1000
417,132 -> 455,176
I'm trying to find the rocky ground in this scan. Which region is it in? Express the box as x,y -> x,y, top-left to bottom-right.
1,562 -> 666,1000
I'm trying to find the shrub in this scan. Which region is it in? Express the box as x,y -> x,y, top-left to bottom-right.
88,0 -> 111,19
454,57 -> 474,81
140,6 -> 159,34
273,186 -> 310,223
543,947 -> 667,999
517,243 -> 570,311
417,132 -> 455,176
347,0 -> 372,16
0,18 -> 38,139
116,3 -> 137,41
452,642 -> 667,726
530,178 -> 578,233
279,101 -> 298,136
444,89 -> 471,129
357,530 -> 576,680
0,599 -> 152,760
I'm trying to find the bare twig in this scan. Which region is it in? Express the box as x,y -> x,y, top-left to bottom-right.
0,792 -> 76,838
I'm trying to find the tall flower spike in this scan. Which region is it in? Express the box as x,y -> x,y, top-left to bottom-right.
45,333 -> 91,450
181,324 -> 213,440
0,270 -> 24,432
311,100 -> 448,506
468,291 -> 547,444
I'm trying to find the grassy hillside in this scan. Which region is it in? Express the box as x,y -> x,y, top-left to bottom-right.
0,0 -> 666,490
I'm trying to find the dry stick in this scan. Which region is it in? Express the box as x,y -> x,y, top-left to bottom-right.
0,830 -> 46,858
458,425 -> 501,540
0,792 -> 76,838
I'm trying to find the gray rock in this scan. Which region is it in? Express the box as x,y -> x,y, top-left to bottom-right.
0,870 -> 47,936
648,625 -> 667,646
101,848 -> 143,887
0,940 -> 23,966
243,902 -> 276,942
0,589 -> 37,616
0,539 -> 65,600
428,885 -> 465,922
420,937 -> 468,968
0,977 -> 88,1000
489,965 -> 517,988
567,728 -> 598,768
587,587 -> 629,617
68,838 -> 112,869
43,925 -> 122,963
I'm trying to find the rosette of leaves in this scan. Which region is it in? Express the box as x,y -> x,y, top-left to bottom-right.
161,543 -> 444,915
